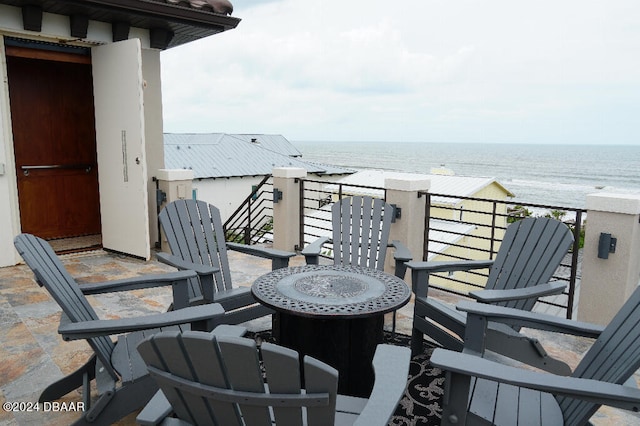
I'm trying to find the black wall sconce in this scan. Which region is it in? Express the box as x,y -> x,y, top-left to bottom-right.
598,233 -> 617,259
390,204 -> 402,223
156,188 -> 167,207
273,188 -> 283,204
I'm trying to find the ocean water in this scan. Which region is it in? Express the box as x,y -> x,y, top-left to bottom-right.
294,141 -> 640,209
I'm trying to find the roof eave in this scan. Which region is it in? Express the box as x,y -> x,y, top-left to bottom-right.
0,0 -> 241,49
80,0 -> 240,31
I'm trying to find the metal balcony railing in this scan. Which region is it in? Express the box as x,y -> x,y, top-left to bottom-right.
223,175 -> 275,245
224,176 -> 584,320
420,191 -> 585,319
297,178 -> 388,251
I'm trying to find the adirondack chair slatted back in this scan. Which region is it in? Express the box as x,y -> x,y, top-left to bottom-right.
160,199 -> 233,295
488,217 -> 573,311
138,331 -> 338,426
14,234 -> 118,379
332,196 -> 392,271
559,286 -> 640,425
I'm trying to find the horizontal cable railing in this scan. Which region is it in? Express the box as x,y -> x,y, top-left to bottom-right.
421,191 -> 585,319
228,175 -> 583,319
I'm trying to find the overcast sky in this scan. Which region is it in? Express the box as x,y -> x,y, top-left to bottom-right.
160,0 -> 640,145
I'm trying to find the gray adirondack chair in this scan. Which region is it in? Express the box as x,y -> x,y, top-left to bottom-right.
430,285 -> 640,425
302,195 -> 412,275
136,331 -> 411,426
158,199 -> 296,323
302,196 -> 412,333
14,233 -> 227,426
409,217 -> 574,375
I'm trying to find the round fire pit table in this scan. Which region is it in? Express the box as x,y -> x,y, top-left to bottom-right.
251,264 -> 411,397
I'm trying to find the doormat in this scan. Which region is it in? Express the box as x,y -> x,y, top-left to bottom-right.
47,234 -> 102,254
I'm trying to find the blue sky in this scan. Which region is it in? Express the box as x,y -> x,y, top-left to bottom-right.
160,0 -> 640,145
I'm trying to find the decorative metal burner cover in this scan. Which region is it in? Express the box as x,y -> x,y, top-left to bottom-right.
252,264 -> 411,318
294,274 -> 367,299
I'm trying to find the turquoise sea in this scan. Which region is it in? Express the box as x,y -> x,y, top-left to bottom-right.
294,141 -> 640,209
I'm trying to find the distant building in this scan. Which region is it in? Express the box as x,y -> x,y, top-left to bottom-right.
164,133 -> 354,221
328,169 -> 513,230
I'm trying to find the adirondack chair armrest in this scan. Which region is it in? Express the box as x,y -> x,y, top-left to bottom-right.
469,281 -> 567,303
210,324 -> 247,337
301,237 -> 332,265
226,242 -> 296,270
407,260 -> 494,298
58,304 -> 225,340
456,301 -> 604,339
431,349 -> 640,413
352,344 -> 411,426
136,391 -> 173,426
389,240 -> 412,279
155,252 -> 220,276
226,242 -> 295,259
78,270 -> 198,295
406,259 -> 494,274
389,240 -> 412,262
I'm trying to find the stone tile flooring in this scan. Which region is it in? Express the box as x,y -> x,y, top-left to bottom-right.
0,249 -> 638,425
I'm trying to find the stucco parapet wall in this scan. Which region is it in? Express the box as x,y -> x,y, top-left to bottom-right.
157,169 -> 194,181
273,167 -> 307,179
586,193 -> 640,215
384,177 -> 430,192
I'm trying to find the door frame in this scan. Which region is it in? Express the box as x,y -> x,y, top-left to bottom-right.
1,36 -> 159,263
6,41 -> 102,241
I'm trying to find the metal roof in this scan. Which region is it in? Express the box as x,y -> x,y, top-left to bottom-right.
328,169 -> 514,203
164,133 -> 354,179
228,134 -> 302,157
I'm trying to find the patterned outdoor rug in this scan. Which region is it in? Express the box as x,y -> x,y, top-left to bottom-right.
246,330 -> 444,425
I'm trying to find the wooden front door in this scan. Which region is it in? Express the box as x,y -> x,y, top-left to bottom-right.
7,48 -> 101,240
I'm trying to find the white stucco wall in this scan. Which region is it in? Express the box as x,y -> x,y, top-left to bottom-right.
142,48 -> 164,247
192,173 -> 351,225
193,177 -> 265,223
0,36 -> 20,266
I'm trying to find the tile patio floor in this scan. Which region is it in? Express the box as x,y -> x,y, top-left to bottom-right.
0,249 -> 638,425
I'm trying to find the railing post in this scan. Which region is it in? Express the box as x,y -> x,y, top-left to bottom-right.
422,192 -> 431,261
272,167 -> 307,252
156,169 -> 193,252
489,201 -> 498,258
578,193 -> 640,325
384,176 -> 431,279
246,200 -> 252,244
566,209 -> 583,320
299,178 -> 305,250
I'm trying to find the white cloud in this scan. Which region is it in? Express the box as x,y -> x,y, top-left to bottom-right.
160,0 -> 640,144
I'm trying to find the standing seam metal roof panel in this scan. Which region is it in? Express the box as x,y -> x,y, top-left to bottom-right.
229,134 -> 302,157
164,133 -> 352,178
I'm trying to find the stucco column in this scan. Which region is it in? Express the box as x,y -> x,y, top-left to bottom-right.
384,177 -> 431,278
272,167 -> 307,252
578,193 -> 640,325
156,169 -> 193,252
